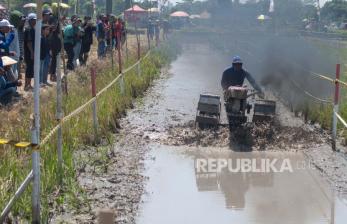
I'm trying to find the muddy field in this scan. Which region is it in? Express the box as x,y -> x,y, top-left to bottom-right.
52,43 -> 347,223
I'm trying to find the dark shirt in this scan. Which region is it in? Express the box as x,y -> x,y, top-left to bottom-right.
221,66 -> 262,92
97,21 -> 105,40
0,76 -> 16,90
0,31 -> 15,56
24,26 -> 35,60
49,26 -> 62,55
40,36 -> 50,60
82,23 -> 96,46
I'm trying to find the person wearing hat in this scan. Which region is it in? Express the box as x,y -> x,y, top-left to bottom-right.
0,56 -> 22,105
221,56 -> 263,97
63,17 -> 82,70
10,11 -> 26,80
0,19 -> 15,57
72,17 -> 83,68
42,8 -> 53,25
23,13 -> 37,90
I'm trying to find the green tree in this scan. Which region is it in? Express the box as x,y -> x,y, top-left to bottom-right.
273,0 -> 304,24
321,0 -> 347,22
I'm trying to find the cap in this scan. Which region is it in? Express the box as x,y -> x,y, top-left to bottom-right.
2,56 -> 17,66
28,13 -> 37,20
42,9 -> 52,15
72,17 -> 82,24
0,19 -> 14,28
232,56 -> 243,64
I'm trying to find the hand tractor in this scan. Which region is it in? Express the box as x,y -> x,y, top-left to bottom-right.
195,86 -> 276,130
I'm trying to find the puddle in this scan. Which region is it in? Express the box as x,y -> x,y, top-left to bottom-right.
137,146 -> 347,224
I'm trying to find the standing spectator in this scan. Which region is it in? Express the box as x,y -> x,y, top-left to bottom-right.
80,16 -> 95,66
40,24 -> 51,86
72,17 -> 83,67
9,11 -> 23,80
49,21 -> 62,82
109,15 -> 116,50
64,17 -> 81,71
154,20 -> 160,46
162,19 -> 170,40
147,19 -> 154,41
121,19 -> 127,47
104,15 -> 112,53
24,13 -> 36,90
10,11 -> 26,80
97,15 -> 107,58
42,9 -> 52,25
114,18 -> 123,50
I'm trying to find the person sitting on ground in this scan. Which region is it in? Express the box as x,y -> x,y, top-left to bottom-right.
221,56 -> 264,97
2,56 -> 19,83
0,57 -> 21,105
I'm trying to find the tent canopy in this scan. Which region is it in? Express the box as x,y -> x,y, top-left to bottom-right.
125,5 -> 146,12
23,3 -> 37,8
148,8 -> 159,13
170,11 -> 189,17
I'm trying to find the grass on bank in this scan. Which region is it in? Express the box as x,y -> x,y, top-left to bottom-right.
0,41 -> 180,222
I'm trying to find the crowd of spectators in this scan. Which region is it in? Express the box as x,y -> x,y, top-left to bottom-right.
0,9 -> 129,106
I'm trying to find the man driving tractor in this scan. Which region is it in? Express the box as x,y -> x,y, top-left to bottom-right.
221,56 -> 263,97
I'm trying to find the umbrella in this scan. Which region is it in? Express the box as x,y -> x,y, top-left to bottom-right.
257,14 -> 271,20
23,3 -> 37,8
170,11 -> 189,17
125,5 -> 146,12
51,3 -> 70,9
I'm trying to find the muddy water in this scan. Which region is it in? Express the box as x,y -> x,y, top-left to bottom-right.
125,44 -> 230,130
137,146 -> 347,224
132,45 -> 347,224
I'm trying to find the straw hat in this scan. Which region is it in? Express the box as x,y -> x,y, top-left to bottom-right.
2,56 -> 18,66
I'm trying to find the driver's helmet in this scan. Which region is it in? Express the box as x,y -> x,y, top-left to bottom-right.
232,56 -> 243,64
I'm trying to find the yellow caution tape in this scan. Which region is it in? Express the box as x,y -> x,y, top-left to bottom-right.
0,138 -> 32,148
1,50 -> 153,151
15,142 -> 32,148
0,139 -> 9,144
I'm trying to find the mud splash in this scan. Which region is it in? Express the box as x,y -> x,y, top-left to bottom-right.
162,121 -> 326,151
